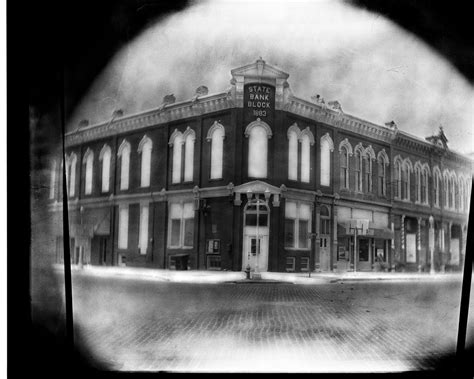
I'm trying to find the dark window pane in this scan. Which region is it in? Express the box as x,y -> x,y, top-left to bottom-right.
171,219 -> 181,246
284,219 -> 295,248
184,218 -> 194,247
246,213 -> 257,226
258,213 -> 268,226
299,220 -> 308,248
359,239 -> 369,261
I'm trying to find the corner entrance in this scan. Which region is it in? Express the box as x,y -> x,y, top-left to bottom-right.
242,197 -> 270,272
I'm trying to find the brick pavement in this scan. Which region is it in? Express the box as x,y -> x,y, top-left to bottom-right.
68,276 -> 470,372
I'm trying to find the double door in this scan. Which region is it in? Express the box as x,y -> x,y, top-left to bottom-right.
242,226 -> 269,272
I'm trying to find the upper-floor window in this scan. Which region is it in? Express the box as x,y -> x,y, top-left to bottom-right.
284,200 -> 311,249
83,148 -> 94,195
320,133 -> 334,187
286,124 -> 315,183
138,135 -> 153,187
443,172 -> 449,208
183,128 -> 195,182
459,178 -> 464,211
354,146 -> 363,192
364,146 -> 375,193
49,160 -> 57,200
287,125 -> 298,181
433,167 -> 441,207
66,153 -> 77,198
401,164 -> 409,200
450,173 -> 456,209
377,150 -> 389,197
246,119 -> 272,179
169,127 -> 195,184
168,202 -> 194,248
415,163 -> 422,203
207,122 -> 225,180
118,140 -> 131,190
338,139 -> 352,190
421,169 -> 428,204
99,145 -> 111,193
465,179 -> 471,211
394,158 -> 402,199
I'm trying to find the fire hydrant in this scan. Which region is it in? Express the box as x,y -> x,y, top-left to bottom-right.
245,264 -> 251,279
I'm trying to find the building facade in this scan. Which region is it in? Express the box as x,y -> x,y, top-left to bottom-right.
48,59 -> 472,273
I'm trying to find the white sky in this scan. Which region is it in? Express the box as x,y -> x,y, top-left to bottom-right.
69,0 -> 474,154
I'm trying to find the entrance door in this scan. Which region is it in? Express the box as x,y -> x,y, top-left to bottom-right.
242,230 -> 269,272
357,238 -> 372,271
319,236 -> 330,271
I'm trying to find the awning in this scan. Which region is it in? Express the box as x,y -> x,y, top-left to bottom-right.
337,223 -> 393,239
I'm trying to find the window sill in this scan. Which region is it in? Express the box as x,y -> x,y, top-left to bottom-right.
168,246 -> 194,250
284,247 -> 311,251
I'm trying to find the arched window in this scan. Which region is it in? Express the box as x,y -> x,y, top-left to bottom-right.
377,150 -> 389,197
401,159 -> 412,201
183,128 -> 195,182
394,157 -> 402,199
459,178 -> 464,211
415,163 -> 422,203
466,179 -> 471,211
450,173 -> 457,209
99,145 -> 111,193
287,126 -> 299,181
118,140 -> 131,190
401,164 -> 409,200
354,147 -> 363,192
49,160 -> 56,199
300,133 -> 311,183
246,120 -> 271,178
340,147 -> 349,189
207,122 -> 225,180
169,130 -> 183,184
421,169 -> 427,204
443,171 -> 449,208
320,133 -> 334,187
364,156 -> 372,192
138,136 -> 153,187
67,153 -> 77,197
433,167 -> 441,207
83,148 -> 94,195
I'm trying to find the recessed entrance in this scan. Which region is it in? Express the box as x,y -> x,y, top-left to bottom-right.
242,197 -> 269,272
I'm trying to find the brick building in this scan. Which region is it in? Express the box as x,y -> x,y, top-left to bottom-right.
47,59 -> 472,273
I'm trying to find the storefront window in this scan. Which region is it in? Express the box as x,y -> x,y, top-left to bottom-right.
359,238 -> 369,262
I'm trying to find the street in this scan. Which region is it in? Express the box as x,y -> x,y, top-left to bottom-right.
43,273 -> 473,373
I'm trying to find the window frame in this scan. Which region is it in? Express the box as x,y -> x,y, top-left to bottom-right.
284,200 -> 312,250
168,202 -> 195,249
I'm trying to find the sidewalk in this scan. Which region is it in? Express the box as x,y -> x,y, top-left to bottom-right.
52,264 -> 464,284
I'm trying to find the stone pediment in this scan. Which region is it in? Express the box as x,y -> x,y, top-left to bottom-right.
231,58 -> 289,81
233,180 -> 281,194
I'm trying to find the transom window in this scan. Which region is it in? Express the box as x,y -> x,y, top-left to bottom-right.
244,197 -> 269,227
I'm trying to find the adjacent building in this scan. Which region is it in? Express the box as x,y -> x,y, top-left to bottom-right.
47,59 -> 472,273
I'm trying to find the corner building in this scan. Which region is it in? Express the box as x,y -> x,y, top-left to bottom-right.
49,59 -> 472,273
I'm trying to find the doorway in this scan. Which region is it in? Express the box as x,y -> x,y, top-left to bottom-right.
242,196 -> 270,272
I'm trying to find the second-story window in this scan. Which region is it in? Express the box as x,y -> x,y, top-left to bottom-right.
118,140 -> 131,190
355,148 -> 363,192
443,172 -> 449,208
83,148 -> 94,195
138,135 -> 153,188
207,122 -> 225,180
287,126 -> 298,181
459,178 -> 464,211
340,146 -> 349,189
415,164 -> 422,203
246,120 -> 271,179
401,164 -> 409,200
421,169 -> 427,204
450,174 -> 456,209
320,134 -> 334,187
364,156 -> 372,193
377,152 -> 388,197
99,145 -> 111,193
67,153 -> 77,198
433,168 -> 440,207
183,128 -> 195,182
